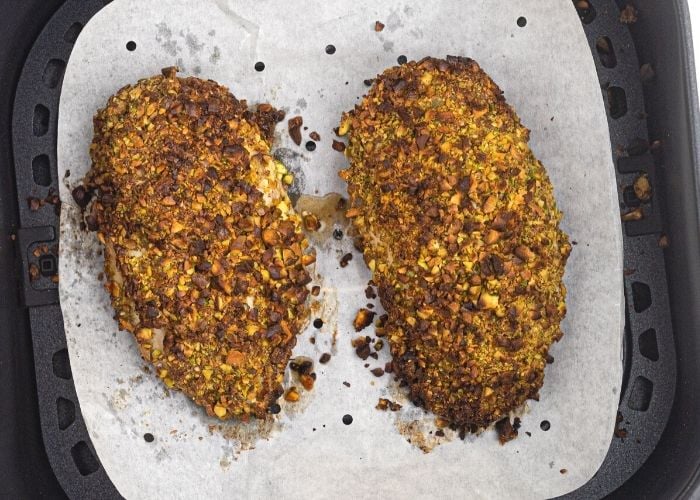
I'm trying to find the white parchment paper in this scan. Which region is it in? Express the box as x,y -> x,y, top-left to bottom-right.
57,1 -> 624,498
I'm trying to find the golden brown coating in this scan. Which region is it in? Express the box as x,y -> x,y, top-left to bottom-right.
85,68 -> 313,420
339,57 -> 571,429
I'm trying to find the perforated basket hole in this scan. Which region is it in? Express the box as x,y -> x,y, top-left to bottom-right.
56,397 -> 76,430
64,22 -> 83,43
596,36 -> 617,68
631,281 -> 652,313
627,376 -> 653,411
573,0 -> 596,24
32,154 -> 51,186
607,86 -> 628,119
70,441 -> 99,476
52,348 -> 72,380
43,59 -> 66,89
33,104 -> 50,136
639,328 -> 659,361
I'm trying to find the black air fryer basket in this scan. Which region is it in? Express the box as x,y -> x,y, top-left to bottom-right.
1,0 -> 699,498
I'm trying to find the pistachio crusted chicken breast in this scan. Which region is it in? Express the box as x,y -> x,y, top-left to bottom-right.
84,68 -> 314,420
339,57 -> 571,430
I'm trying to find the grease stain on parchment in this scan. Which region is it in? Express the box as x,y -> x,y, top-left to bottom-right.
294,193 -> 350,248
155,22 -> 222,74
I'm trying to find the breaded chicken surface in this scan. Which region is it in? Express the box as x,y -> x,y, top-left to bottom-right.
339,57 -> 571,429
85,68 -> 314,419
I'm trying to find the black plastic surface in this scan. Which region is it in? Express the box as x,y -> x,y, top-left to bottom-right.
1,0 -> 699,499
613,0 -> 700,498
7,0 -> 121,498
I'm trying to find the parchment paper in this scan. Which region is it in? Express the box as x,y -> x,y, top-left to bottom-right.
57,1 -> 624,498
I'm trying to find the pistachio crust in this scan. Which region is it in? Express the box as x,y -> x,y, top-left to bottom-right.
85,68 -> 313,419
340,57 -> 571,429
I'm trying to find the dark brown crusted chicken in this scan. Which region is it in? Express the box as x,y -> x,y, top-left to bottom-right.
339,57 -> 571,431
84,68 -> 314,420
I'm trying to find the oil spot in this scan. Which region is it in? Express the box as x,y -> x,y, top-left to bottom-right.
155,22 -> 179,56
410,28 -> 424,39
193,66 -> 202,75
210,46 -> 221,64
109,388 -> 130,410
272,148 -> 306,203
294,193 -> 350,247
383,40 -> 395,52
185,33 -> 204,55
296,98 -> 307,109
155,447 -> 169,462
386,11 -> 405,32
208,29 -> 216,36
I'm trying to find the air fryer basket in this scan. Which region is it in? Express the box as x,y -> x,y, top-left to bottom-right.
2,0 -> 699,498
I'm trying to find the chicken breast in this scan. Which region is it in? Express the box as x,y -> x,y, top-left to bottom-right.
339,56 -> 571,430
84,68 -> 314,419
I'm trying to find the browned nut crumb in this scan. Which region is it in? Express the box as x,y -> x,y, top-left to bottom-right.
351,336 -> 369,348
284,387 -> 300,402
319,352 -> 331,364
288,116 -> 303,145
29,263 -> 40,281
495,417 -> 520,444
622,207 -> 644,221
435,417 -> 449,428
289,357 -> 313,375
373,339 -> 384,351
620,4 -> 638,24
376,398 -> 401,411
28,197 -> 43,211
71,185 -> 92,208
311,285 -> 321,296
374,21 -> 385,32
332,140 -> 346,152
339,252 -> 353,268
309,131 -> 321,141
614,411 -> 628,440
659,234 -> 669,248
640,63 -> 655,83
299,373 -> 315,391
633,174 -> 651,202
303,213 -> 321,231
353,308 -> 376,332
370,367 -> 384,377
354,337 -> 371,360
